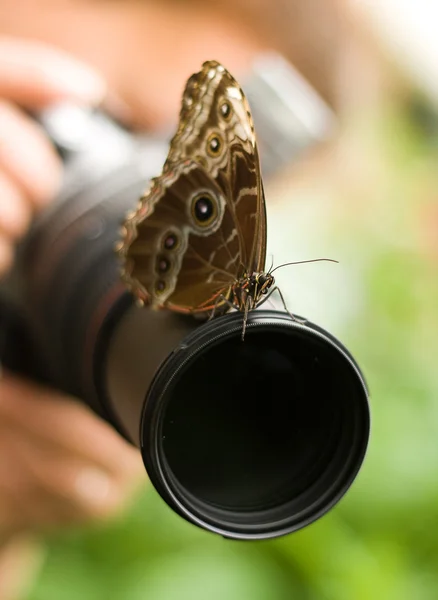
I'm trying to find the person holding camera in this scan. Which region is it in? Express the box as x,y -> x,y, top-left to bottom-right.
0,0 -> 269,596
0,0 -> 360,595
0,38 -> 146,598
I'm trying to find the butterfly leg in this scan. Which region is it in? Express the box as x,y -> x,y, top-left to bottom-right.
254,287 -> 277,310
269,286 -> 307,324
241,296 -> 255,341
208,294 -> 236,321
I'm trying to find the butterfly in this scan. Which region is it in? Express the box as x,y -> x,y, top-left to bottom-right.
117,60 -> 334,338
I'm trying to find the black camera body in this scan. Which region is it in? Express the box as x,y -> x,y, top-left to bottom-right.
0,57 -> 370,540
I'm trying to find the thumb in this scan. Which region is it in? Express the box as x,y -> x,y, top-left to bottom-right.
0,533 -> 46,600
0,37 -> 106,109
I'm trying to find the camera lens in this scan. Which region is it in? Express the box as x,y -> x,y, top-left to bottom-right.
141,311 -> 369,540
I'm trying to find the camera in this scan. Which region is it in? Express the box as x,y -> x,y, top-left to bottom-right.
0,54 -> 369,540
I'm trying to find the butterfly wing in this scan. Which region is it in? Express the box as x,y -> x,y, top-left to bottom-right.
118,61 -> 267,312
167,61 -> 267,275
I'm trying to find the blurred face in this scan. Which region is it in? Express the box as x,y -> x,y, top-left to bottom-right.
0,0 -> 266,129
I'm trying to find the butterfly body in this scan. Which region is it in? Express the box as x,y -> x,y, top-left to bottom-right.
227,271 -> 275,312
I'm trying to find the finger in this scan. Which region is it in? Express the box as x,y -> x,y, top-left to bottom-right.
0,534 -> 45,600
0,37 -> 106,108
0,373 -> 145,483
22,454 -> 137,523
0,426 -> 104,530
0,428 -> 58,532
0,171 -> 32,239
0,235 -> 14,275
0,102 -> 62,208
0,424 -> 141,529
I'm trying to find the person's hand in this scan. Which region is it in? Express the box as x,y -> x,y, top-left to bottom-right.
0,374 -> 144,600
0,37 -> 145,598
0,372 -> 144,536
0,36 -> 105,275
0,36 -> 145,530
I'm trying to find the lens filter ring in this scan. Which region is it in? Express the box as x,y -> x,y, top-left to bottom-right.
141,310 -> 370,540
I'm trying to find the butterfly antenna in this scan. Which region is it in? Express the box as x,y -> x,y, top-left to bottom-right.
267,254 -> 274,274
270,258 -> 338,274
